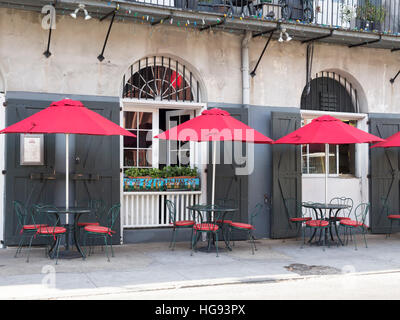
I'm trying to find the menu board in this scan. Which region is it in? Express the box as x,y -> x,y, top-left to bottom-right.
20,134 -> 44,165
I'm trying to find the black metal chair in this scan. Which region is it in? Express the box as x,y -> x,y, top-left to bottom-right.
284,198 -> 312,240
339,203 -> 370,250
13,200 -> 48,260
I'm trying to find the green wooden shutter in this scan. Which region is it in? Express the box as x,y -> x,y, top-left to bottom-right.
73,99 -> 121,244
369,116 -> 400,234
271,111 -> 301,239
4,96 -> 56,246
207,107 -> 249,239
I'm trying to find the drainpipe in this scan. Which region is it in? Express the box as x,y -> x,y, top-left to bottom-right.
242,31 -> 252,107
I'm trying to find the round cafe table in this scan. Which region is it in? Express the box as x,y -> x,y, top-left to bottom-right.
40,206 -> 92,259
187,204 -> 238,252
301,202 -> 350,246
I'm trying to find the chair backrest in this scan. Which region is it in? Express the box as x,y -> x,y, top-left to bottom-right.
106,204 -> 121,230
14,200 -> 28,228
165,199 -> 176,224
301,202 -> 316,219
90,199 -> 106,221
216,199 -> 238,208
330,197 -> 353,217
249,203 -> 264,226
283,198 -> 302,219
31,204 -> 61,233
381,197 -> 391,216
354,203 -> 370,225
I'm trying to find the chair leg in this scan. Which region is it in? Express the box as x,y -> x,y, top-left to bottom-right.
26,235 -> 35,263
104,235 -> 110,262
55,236 -> 61,265
249,231 -> 255,255
353,228 -> 358,250
109,236 -> 114,258
215,233 -> 219,257
363,228 -> 368,248
15,236 -> 25,258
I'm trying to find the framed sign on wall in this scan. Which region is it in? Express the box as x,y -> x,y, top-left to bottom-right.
20,134 -> 44,165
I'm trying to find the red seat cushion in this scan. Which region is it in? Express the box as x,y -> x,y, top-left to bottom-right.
388,214 -> 400,219
230,222 -> 255,230
84,225 -> 115,235
193,223 -> 219,232
216,219 -> 232,224
77,222 -> 100,227
306,220 -> 329,227
174,220 -> 195,227
37,226 -> 66,235
290,217 -> 312,222
340,220 -> 367,228
22,224 -> 47,230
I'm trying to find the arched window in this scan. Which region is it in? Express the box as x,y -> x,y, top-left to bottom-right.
301,71 -> 359,113
301,72 -> 360,176
122,56 -> 201,103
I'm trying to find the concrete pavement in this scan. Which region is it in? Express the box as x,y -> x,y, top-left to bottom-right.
1,233 -> 400,299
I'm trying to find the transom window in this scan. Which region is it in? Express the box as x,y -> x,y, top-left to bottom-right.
122,56 -> 201,103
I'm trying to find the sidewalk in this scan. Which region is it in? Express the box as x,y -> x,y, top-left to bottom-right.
1,233 -> 400,299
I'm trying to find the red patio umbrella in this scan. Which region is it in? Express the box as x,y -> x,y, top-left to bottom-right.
155,108 -> 274,204
370,131 -> 400,148
0,99 -> 135,222
274,115 -> 383,204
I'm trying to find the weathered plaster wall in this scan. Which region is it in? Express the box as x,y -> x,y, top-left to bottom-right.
1,8 -> 399,114
0,8 -> 242,103
249,35 -> 400,113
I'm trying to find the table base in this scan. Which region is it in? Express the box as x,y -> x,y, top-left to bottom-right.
55,250 -> 83,259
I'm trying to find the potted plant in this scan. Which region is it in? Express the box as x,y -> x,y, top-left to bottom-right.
340,3 -> 356,28
356,0 -> 386,31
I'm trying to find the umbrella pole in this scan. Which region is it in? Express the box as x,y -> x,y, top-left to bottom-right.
325,143 -> 328,205
212,140 -> 217,206
66,133 -> 69,224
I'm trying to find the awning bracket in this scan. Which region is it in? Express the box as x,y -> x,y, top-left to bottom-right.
301,29 -> 334,44
97,4 -> 119,62
348,34 -> 382,48
390,70 -> 400,84
250,26 -> 279,78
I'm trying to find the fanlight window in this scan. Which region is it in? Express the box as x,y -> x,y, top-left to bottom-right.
122,56 -> 200,103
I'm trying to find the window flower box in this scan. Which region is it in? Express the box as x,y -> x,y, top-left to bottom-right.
123,176 -> 200,192
123,166 -> 201,192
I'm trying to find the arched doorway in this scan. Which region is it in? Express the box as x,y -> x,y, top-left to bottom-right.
300,71 -> 369,210
120,56 -> 206,240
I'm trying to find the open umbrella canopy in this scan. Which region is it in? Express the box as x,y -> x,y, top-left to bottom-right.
370,131 -> 400,148
155,108 -> 273,144
273,115 -> 383,145
0,99 -> 135,137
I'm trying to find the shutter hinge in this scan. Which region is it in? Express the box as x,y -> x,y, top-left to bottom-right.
120,168 -> 123,173
2,170 -> 6,175
3,101 -> 7,107
367,174 -> 371,179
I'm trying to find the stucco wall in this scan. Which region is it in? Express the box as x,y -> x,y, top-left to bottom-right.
0,8 -> 399,114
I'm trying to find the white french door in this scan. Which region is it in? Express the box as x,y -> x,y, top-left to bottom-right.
165,109 -> 195,167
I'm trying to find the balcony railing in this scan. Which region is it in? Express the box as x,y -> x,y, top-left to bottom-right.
124,0 -> 400,36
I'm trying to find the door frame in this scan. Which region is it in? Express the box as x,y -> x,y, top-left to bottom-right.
119,99 -> 207,242
165,109 -> 195,167
0,93 -> 4,247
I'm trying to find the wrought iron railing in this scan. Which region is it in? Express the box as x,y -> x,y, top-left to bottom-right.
125,0 -> 400,36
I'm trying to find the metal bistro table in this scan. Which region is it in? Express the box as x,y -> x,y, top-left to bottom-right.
302,202 -> 350,246
41,206 -> 92,259
186,204 -> 238,253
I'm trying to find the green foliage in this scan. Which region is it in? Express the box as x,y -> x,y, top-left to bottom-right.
125,166 -> 199,178
356,0 -> 386,23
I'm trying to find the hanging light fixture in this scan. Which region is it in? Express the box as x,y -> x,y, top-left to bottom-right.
278,32 -> 284,42
70,4 -> 91,20
278,28 -> 292,43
